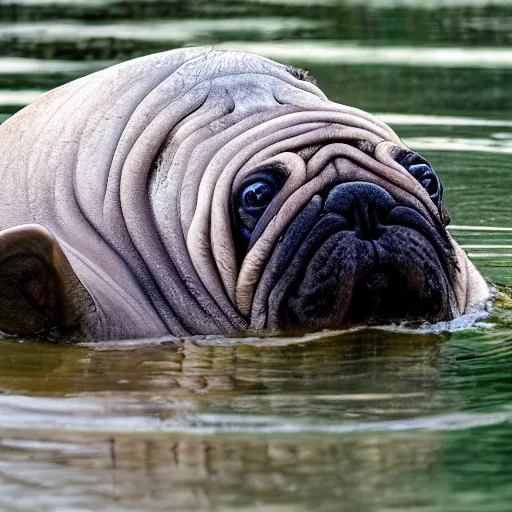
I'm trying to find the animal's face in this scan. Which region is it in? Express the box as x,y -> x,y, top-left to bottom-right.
0,48 -> 490,340
229,148 -> 454,331
143,50 -> 486,337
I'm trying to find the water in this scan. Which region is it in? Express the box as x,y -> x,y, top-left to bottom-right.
0,1 -> 511,510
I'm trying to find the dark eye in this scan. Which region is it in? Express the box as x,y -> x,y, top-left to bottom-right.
395,150 -> 444,210
241,181 -> 275,211
235,172 -> 281,243
408,163 -> 443,208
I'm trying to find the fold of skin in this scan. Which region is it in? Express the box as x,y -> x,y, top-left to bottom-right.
0,47 -> 490,340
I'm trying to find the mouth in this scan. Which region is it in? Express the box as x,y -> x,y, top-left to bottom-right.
250,181 -> 457,331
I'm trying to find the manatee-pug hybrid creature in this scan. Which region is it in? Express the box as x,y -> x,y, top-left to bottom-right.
0,47 -> 489,342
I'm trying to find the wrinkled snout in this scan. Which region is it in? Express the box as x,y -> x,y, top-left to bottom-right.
324,182 -> 396,240
257,180 -> 458,331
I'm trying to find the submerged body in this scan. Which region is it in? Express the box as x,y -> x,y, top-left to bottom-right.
0,47 -> 489,341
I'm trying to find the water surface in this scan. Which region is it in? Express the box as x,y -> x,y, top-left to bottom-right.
0,1 -> 511,511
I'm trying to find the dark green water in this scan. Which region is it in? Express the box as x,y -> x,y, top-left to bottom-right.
0,1 -> 511,510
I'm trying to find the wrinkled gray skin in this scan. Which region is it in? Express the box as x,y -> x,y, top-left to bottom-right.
0,47 -> 489,342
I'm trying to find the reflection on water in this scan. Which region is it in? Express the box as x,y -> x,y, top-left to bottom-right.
0,0 -> 511,511
0,431 -> 446,512
0,326 -> 511,511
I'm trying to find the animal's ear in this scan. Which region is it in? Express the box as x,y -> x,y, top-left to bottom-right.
0,224 -> 89,337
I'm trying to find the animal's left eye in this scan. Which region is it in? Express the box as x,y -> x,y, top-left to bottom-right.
408,163 -> 443,208
395,150 -> 444,210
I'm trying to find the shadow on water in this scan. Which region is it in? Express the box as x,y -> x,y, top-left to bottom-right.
0,0 -> 511,511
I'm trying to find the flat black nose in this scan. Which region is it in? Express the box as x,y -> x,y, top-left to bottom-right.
324,182 -> 396,239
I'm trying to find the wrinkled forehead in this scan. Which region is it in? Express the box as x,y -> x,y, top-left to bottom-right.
130,46 -> 330,113
180,48 -> 325,96
148,49 -> 405,161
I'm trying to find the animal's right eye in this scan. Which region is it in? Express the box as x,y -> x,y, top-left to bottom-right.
236,171 -> 282,241
241,181 -> 276,212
